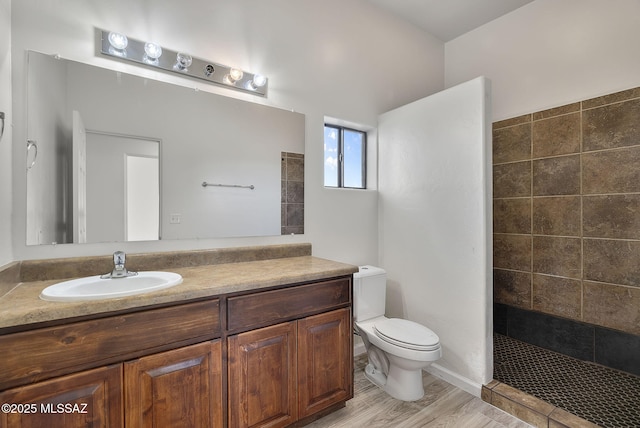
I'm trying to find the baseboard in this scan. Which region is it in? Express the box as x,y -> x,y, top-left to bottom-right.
425,363 -> 482,397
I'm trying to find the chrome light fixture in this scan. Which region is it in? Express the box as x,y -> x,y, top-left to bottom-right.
99,29 -> 268,96
143,42 -> 162,65
174,52 -> 193,71
107,31 -> 128,56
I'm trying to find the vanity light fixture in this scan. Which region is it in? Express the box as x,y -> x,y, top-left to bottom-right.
174,52 -> 193,71
99,29 -> 268,96
225,68 -> 244,84
246,74 -> 267,91
143,42 -> 162,65
107,31 -> 128,56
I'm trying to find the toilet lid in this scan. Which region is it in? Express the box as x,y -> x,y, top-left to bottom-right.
374,318 -> 440,351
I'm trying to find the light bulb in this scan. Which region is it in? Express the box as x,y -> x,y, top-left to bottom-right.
229,68 -> 243,82
246,74 -> 268,91
144,42 -> 162,60
175,52 -> 193,71
252,74 -> 267,87
108,32 -> 128,50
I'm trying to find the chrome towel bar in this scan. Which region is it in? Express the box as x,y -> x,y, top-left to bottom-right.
202,181 -> 255,190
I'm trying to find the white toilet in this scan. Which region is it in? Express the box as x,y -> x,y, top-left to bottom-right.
354,265 -> 442,401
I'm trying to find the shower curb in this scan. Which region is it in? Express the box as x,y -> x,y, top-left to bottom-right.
482,380 -> 600,428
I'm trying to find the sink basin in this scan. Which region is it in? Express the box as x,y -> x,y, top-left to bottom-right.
40,271 -> 183,302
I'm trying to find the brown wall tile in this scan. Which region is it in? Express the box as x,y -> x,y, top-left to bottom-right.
532,113 -> 581,158
494,234 -> 531,271
285,204 -> 304,227
584,281 -> 640,335
281,152 -> 304,235
494,269 -> 532,308
493,85 -> 640,339
583,98 -> 640,151
582,87 -> 640,110
494,114 -> 531,130
583,146 -> 640,194
533,274 -> 581,319
286,181 -> 304,203
493,124 -> 531,164
494,161 -> 531,198
584,195 -> 640,239
532,102 -> 580,121
286,155 -> 305,181
532,196 -> 581,236
584,239 -> 640,287
494,199 -> 531,234
533,155 -> 580,196
533,236 -> 581,279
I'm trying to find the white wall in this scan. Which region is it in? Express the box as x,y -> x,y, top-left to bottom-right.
0,0 -> 12,267
445,0 -> 640,121
10,0 -> 444,264
85,134 -> 159,243
378,77 -> 492,394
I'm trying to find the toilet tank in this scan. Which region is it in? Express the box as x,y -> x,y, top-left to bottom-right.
353,265 -> 387,322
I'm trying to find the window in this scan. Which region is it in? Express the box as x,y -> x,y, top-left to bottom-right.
324,125 -> 366,189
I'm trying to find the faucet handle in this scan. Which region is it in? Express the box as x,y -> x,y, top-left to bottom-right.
101,251 -> 137,279
114,251 -> 125,267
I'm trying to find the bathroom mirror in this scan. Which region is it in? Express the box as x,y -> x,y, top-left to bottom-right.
25,51 -> 305,246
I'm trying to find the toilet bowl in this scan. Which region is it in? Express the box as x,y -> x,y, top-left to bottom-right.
354,266 -> 442,401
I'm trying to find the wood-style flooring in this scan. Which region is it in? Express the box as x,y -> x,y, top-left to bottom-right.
307,355 -> 531,428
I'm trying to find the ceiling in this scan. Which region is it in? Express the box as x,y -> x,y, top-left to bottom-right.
365,0 -> 536,42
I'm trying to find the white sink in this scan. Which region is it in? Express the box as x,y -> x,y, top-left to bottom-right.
40,271 -> 183,302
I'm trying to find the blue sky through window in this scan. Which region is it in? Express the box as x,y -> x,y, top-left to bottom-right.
324,126 -> 338,187
343,130 -> 364,188
324,125 -> 365,188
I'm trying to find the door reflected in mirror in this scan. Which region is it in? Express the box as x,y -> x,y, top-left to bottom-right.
25,51 -> 305,245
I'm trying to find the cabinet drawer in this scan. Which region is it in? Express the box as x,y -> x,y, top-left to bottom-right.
0,299 -> 220,391
227,277 -> 351,332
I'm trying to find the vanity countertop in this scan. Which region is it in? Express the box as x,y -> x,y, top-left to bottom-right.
0,255 -> 358,332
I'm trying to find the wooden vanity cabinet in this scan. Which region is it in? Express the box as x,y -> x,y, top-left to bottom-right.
125,340 -> 223,428
0,364 -> 123,428
228,322 -> 298,428
0,275 -> 353,428
0,300 -> 221,428
297,308 -> 352,419
227,278 -> 353,428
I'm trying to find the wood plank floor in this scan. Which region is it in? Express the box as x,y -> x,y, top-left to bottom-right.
307,355 -> 532,428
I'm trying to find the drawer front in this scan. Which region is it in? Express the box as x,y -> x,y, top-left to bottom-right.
227,277 -> 351,332
0,299 -> 220,391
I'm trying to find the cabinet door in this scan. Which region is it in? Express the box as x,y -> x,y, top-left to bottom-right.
228,322 -> 297,428
124,340 -> 222,428
0,364 -> 123,428
297,308 -> 353,418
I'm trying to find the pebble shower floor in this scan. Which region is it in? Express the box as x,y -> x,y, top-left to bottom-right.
493,334 -> 640,428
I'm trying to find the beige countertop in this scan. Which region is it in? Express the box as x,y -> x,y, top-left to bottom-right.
0,255 -> 358,332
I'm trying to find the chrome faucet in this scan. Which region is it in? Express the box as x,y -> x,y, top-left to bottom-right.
101,251 -> 138,279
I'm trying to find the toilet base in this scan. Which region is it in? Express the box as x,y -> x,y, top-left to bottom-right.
363,363 -> 426,402
384,365 -> 425,401
364,363 -> 386,388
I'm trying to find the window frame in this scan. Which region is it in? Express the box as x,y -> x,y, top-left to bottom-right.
324,124 -> 367,189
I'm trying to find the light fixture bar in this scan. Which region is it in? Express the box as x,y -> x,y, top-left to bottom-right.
99,30 -> 268,96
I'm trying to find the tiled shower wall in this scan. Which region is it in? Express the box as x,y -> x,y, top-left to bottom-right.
281,152 -> 304,235
493,87 -> 640,374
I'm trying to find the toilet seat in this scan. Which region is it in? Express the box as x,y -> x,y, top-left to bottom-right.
374,318 -> 440,351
